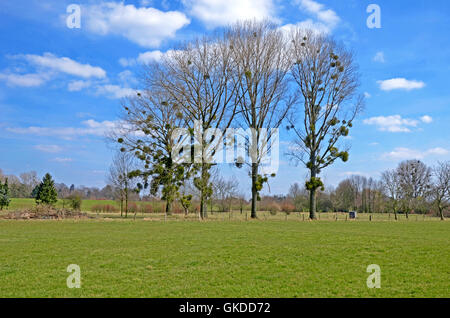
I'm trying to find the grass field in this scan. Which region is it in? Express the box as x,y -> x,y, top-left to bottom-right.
0,219 -> 448,298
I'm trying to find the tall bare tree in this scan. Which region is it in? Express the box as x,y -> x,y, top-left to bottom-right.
381,169 -> 401,220
115,69 -> 191,215
396,160 -> 432,218
432,161 -> 450,220
227,20 -> 293,218
287,29 -> 363,219
156,35 -> 242,219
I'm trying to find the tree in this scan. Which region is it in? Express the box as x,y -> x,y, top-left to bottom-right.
228,20 -> 293,218
107,152 -> 136,218
381,169 -> 401,220
334,179 -> 355,212
115,67 -> 191,216
158,35 -> 241,219
396,160 -> 432,218
432,161 -> 450,220
287,29 -> 363,219
34,173 -> 58,205
0,178 -> 11,210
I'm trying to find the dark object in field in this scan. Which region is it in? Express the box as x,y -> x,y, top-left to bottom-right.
349,211 -> 357,219
1,206 -> 90,220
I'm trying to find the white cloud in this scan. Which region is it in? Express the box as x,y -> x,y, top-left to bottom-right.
68,80 -> 91,92
84,2 -> 190,47
382,147 -> 449,160
53,157 -> 73,163
22,53 -> 106,79
373,51 -> 385,63
280,0 -> 340,35
420,115 -> 433,124
34,145 -> 62,153
7,119 -> 121,138
363,115 -> 419,133
364,92 -> 371,98
183,0 -> 276,27
0,72 -> 49,87
118,49 -> 178,67
298,0 -> 340,27
95,84 -> 137,99
377,78 -> 425,91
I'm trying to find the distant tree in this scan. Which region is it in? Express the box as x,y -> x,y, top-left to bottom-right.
381,169 -> 401,220
334,179 -> 355,212
0,178 -> 11,210
287,29 -> 363,219
432,161 -> 450,220
396,160 -> 432,218
107,152 -> 136,218
34,173 -> 58,205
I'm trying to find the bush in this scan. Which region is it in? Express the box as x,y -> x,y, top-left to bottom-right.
91,204 -> 118,213
281,202 -> 295,214
266,202 -> 281,215
140,204 -> 153,214
128,202 -> 138,213
67,194 -> 82,211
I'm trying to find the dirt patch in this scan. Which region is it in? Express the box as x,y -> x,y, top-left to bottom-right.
1,206 -> 91,220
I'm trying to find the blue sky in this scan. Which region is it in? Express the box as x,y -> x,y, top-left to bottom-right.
0,0 -> 449,195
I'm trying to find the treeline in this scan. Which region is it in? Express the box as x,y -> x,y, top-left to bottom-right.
0,169 -> 139,201
256,159 -> 449,220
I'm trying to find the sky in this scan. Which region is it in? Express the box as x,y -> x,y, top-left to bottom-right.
0,0 -> 449,196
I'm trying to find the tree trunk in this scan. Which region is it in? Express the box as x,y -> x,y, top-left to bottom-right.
199,163 -> 208,219
251,162 -> 258,219
309,164 -> 317,220
309,187 -> 316,220
439,206 -> 444,221
166,200 -> 172,216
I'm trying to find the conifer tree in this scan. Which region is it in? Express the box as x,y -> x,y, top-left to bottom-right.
35,173 -> 58,205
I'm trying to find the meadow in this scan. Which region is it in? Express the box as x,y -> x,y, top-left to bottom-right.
0,218 -> 448,298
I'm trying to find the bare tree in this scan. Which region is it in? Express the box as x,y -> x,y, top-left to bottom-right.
287,29 -> 363,219
107,152 -> 136,218
396,160 -> 432,218
157,35 -> 241,219
432,161 -> 450,220
227,20 -> 293,218
115,67 -> 190,215
214,175 -> 238,212
381,169 -> 401,220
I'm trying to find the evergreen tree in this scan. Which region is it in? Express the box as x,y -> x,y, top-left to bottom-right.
0,178 -> 11,210
35,173 -> 58,205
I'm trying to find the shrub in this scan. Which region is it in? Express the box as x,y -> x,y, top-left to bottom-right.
266,202 -> 281,215
67,194 -> 82,211
140,204 -> 153,214
281,202 -> 295,214
91,204 -> 117,213
128,202 -> 138,213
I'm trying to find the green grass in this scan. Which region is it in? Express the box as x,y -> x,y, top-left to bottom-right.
0,219 -> 448,298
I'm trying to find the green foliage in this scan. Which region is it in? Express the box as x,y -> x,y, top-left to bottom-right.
67,194 -> 82,211
34,173 -> 58,206
0,178 -> 11,210
305,177 -> 324,191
